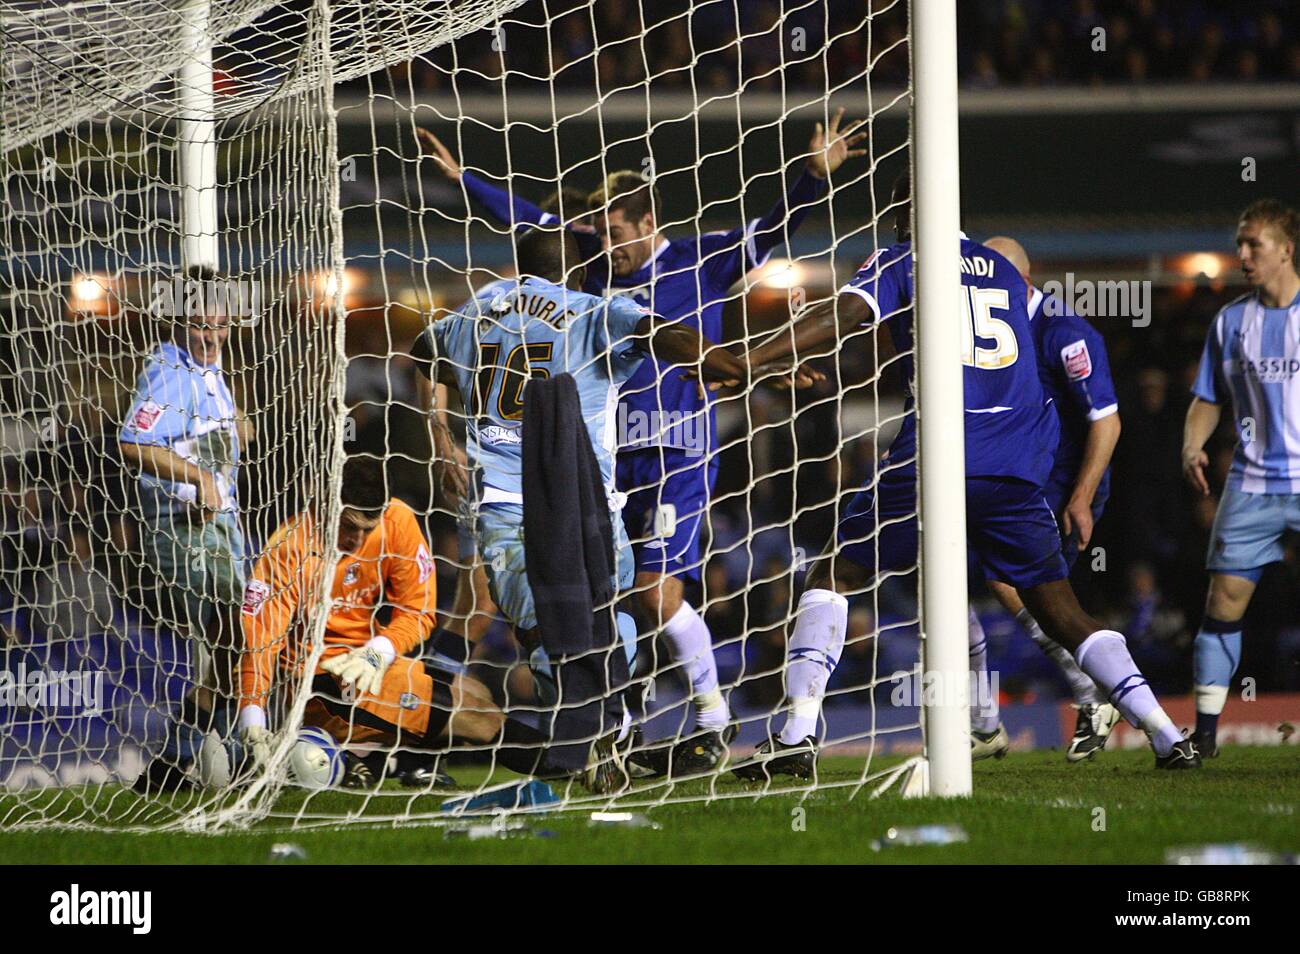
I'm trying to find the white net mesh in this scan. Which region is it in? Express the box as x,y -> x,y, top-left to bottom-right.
1,1 -> 529,147
0,0 -> 918,832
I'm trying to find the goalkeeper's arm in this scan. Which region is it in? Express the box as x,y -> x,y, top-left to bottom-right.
237,541 -> 312,754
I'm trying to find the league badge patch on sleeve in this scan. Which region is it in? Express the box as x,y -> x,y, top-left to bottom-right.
130,401 -> 163,433
416,543 -> 435,583
1061,340 -> 1093,381
241,579 -> 271,616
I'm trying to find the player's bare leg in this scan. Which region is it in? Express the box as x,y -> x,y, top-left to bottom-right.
449,563 -> 497,646
380,670 -> 504,790
988,579 -> 1116,761
442,672 -> 506,744
1020,579 -> 1199,768
1189,572 -> 1256,757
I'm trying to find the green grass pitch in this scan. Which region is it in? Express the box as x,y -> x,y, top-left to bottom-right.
1,747 -> 1296,864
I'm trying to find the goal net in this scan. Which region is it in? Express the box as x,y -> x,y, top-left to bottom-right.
0,0 -> 947,833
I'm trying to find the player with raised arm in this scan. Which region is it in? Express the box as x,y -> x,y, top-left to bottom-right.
411,226 -> 750,788
976,236 -> 1123,763
732,175 -> 1199,779
1182,199 -> 1300,759
418,112 -> 864,771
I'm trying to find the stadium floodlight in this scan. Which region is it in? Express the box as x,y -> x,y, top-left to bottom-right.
70,274 -> 109,308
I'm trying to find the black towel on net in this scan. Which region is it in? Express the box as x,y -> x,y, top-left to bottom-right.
521,373 -> 628,771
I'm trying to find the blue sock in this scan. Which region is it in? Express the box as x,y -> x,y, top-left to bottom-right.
160,698 -> 205,763
160,696 -> 235,761
617,611 -> 638,672
1193,616 -> 1242,740
209,701 -> 233,740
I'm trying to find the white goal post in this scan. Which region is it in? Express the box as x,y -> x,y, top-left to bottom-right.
177,0 -> 220,273
911,0 -> 972,797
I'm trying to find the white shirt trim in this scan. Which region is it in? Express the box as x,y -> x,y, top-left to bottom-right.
1028,286 -> 1044,320
480,485 -> 524,506
838,283 -> 882,324
1087,403 -> 1119,422
479,483 -> 626,512
645,237 -> 671,269
743,218 -> 772,269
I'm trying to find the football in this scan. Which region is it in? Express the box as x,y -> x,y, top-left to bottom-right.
287,727 -> 344,790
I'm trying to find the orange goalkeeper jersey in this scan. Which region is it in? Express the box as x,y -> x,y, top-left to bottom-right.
239,498 -> 438,711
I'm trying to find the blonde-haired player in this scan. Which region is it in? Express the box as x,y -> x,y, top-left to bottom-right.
1182,198 -> 1300,758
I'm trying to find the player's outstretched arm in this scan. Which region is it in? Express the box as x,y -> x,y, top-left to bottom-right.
744,109 -> 868,273
417,127 -> 552,233
805,107 -> 869,181
636,316 -> 747,388
1182,397 -> 1221,496
416,128 -> 463,181
745,291 -> 874,373
1062,412 -> 1121,549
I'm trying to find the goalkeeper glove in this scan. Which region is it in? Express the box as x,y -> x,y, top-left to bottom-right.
240,725 -> 274,772
321,638 -> 394,697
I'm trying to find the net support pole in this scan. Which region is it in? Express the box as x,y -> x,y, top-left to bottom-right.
177,0 -> 219,271
912,0 -> 972,797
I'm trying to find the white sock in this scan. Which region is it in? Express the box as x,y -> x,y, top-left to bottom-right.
661,603 -> 730,730
779,589 -> 848,745
1074,630 -> 1182,757
1017,608 -> 1103,706
968,606 -> 1000,734
1194,683 -> 1229,716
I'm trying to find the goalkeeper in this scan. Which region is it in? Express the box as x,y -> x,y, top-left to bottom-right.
227,456 -> 603,788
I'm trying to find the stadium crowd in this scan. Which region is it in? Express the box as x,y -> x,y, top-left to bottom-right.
374,0 -> 1299,96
